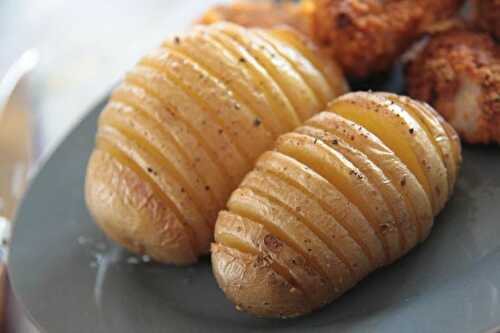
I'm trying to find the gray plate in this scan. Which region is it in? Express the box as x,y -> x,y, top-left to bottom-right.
9,67 -> 500,333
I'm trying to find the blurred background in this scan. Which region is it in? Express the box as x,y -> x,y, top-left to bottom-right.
0,0 -> 222,160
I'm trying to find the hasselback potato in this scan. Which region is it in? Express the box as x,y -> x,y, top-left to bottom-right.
85,23 -> 348,265
212,92 -> 461,318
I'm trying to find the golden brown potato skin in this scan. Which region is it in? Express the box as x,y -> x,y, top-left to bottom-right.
212,92 -> 461,318
199,0 -> 464,78
406,29 -> 500,144
472,0 -> 500,40
85,23 -> 348,265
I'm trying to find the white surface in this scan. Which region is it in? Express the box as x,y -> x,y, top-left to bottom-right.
0,0 -> 224,161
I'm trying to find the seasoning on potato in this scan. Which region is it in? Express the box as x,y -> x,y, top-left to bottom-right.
211,92 -> 461,318
85,22 -> 348,265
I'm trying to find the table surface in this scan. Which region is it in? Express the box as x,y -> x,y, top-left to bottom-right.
0,1 -> 224,331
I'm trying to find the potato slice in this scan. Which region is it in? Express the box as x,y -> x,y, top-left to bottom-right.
124,65 -> 246,189
142,47 -> 273,162
254,29 -> 330,105
256,151 -> 385,268
268,26 -> 349,97
330,92 -> 448,215
96,125 -> 212,254
106,89 -> 221,221
228,187 -> 353,292
110,81 -> 230,207
86,150 -> 197,264
241,169 -> 372,280
305,112 -> 433,242
275,133 -> 401,263
163,30 -> 282,137
442,120 -> 463,172
296,125 -> 416,255
378,93 -> 457,193
215,211 -> 334,309
213,22 -> 320,122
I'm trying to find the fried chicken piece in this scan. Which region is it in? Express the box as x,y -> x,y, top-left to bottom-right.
407,29 -> 500,144
472,0 -> 500,40
198,0 -> 464,78
199,0 -> 310,33
312,0 -> 465,78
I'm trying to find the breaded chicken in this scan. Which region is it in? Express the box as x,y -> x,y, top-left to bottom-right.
312,0 -> 465,78
472,0 -> 500,40
198,0 -> 464,78
407,29 -> 500,144
199,0 -> 310,34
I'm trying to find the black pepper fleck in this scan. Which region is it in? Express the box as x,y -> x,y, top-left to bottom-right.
254,118 -> 262,127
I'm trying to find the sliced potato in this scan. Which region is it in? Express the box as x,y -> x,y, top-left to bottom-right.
256,151 -> 386,268
268,26 -> 349,97
86,150 -> 197,264
254,29 -> 333,105
377,92 -> 457,193
85,23 -> 346,264
212,92 -> 461,317
124,65 -> 245,189
228,187 -> 353,292
142,47 -> 272,162
274,132 -> 401,263
296,125 -> 416,255
215,211 -> 334,309
305,112 -> 433,242
163,29 -> 283,137
240,169 -> 372,280
213,22 -> 320,122
96,125 -> 212,254
329,92 -> 448,215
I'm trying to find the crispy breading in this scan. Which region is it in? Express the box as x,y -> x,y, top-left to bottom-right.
407,29 -> 500,144
472,0 -> 500,40
198,1 -> 310,34
311,0 -> 464,78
